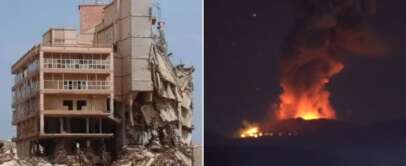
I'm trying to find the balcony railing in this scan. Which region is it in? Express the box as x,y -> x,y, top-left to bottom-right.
44,58 -> 110,70
12,105 -> 38,124
44,80 -> 111,90
13,82 -> 39,105
14,60 -> 39,83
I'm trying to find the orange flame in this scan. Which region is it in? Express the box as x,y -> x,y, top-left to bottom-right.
240,127 -> 261,138
238,121 -> 262,138
276,61 -> 344,120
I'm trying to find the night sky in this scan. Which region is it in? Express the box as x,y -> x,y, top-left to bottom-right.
205,0 -> 406,138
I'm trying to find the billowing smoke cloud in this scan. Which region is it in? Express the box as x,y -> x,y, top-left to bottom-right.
276,0 -> 386,120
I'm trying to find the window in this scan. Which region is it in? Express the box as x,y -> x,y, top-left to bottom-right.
78,81 -> 87,90
113,44 -> 118,53
68,81 -> 73,89
73,81 -> 78,89
63,81 -> 68,89
75,59 -> 80,69
63,100 -> 73,110
77,100 -> 87,110
58,59 -> 62,68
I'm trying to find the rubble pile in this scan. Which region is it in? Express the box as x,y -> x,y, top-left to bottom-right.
0,140 -> 54,166
0,140 -> 14,164
50,141 -> 101,166
124,39 -> 194,147
0,140 -> 196,166
116,36 -> 196,166
112,145 -> 192,166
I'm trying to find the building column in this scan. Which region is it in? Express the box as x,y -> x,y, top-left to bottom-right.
39,50 -> 45,135
59,118 -> 64,133
128,96 -> 134,126
39,94 -> 44,134
110,94 -> 114,114
86,118 -> 90,133
110,51 -> 114,115
99,118 -> 102,133
121,101 -> 127,146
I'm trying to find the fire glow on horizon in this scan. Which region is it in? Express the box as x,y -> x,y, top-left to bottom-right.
238,0 -> 387,138
239,127 -> 261,138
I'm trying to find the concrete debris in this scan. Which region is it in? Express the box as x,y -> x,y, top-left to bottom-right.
149,40 -> 194,139
120,41 -> 196,161
0,141 -> 15,165
111,145 -> 192,166
141,105 -> 160,126
0,139 -> 198,166
157,101 -> 178,122
50,141 -> 104,166
122,35 -> 195,154
0,141 -> 200,166
0,140 -> 56,166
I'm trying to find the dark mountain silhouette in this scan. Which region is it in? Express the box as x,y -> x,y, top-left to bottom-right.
205,119 -> 406,166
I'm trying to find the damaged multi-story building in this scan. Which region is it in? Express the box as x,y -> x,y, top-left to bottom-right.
10,0 -> 195,165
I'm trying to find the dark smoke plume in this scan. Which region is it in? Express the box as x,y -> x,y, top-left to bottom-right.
276,0 -> 387,120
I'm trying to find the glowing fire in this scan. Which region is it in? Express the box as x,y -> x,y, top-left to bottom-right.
238,121 -> 262,138
236,0 -> 385,139
300,112 -> 320,120
276,60 -> 344,120
240,127 -> 262,138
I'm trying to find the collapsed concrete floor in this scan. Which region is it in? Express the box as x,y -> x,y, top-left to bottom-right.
0,140 -> 200,166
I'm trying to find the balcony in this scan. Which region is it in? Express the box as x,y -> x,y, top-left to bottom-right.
13,82 -> 39,105
43,110 -> 111,117
14,60 -> 39,85
43,58 -> 110,71
12,107 -> 38,125
44,80 -> 111,94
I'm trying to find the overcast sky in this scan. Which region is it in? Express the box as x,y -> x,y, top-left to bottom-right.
0,0 -> 202,144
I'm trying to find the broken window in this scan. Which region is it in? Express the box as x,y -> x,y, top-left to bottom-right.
63,100 -> 73,110
77,100 -> 87,110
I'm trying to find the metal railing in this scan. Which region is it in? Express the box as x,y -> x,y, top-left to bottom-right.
14,60 -> 39,83
44,58 -> 110,70
41,42 -> 112,48
13,82 -> 39,104
44,80 -> 111,90
12,102 -> 39,124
